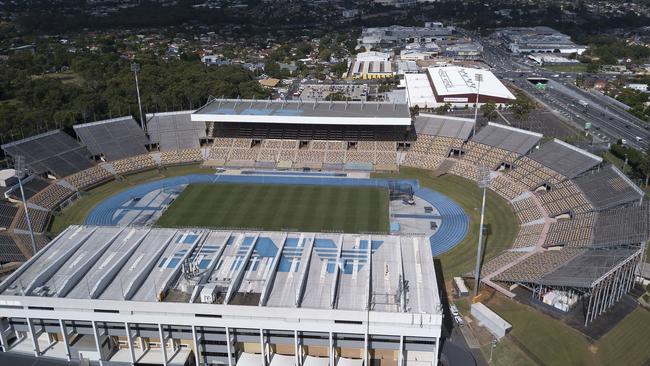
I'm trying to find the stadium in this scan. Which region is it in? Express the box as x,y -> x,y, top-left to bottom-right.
0,96 -> 646,366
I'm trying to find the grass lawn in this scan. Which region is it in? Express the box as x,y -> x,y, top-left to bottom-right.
31,71 -> 84,86
156,183 -> 389,233
483,292 -> 650,366
48,165 -> 209,236
372,167 -> 518,279
543,64 -> 589,73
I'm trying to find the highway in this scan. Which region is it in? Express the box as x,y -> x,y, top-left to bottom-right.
476,35 -> 649,150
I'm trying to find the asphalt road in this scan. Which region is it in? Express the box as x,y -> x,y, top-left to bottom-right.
477,36 -> 649,151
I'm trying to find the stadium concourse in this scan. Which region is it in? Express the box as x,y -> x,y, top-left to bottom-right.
0,98 -> 646,364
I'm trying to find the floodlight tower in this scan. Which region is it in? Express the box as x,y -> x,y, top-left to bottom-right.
473,165 -> 490,298
131,62 -> 146,133
472,73 -> 483,136
15,156 -> 37,256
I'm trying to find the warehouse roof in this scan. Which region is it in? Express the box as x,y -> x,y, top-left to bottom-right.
0,226 -> 439,315
192,98 -> 411,126
427,66 -> 516,100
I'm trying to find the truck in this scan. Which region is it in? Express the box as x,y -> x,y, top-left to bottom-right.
578,100 -> 589,108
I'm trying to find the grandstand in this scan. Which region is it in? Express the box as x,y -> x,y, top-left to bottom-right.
573,165 -> 645,211
528,138 -> 602,179
146,111 -> 207,150
471,122 -> 541,156
73,117 -> 150,160
1,130 -> 93,177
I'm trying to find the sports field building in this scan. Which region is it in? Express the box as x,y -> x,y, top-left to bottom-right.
0,95 -> 648,365
0,226 -> 442,366
405,66 -> 516,109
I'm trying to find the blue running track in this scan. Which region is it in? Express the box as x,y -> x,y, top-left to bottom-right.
86,173 -> 468,256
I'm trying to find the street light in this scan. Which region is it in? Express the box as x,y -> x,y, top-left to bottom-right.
473,165 -> 490,298
15,156 -> 37,256
131,62 -> 146,133
473,73 -> 483,136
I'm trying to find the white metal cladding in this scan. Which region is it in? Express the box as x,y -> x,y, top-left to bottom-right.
192,114 -> 412,126
0,225 -> 442,339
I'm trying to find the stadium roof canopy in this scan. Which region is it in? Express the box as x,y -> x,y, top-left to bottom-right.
1,130 -> 93,177
592,202 -> 650,248
0,225 -> 440,315
73,117 -> 149,161
528,139 -> 602,178
538,248 -> 641,288
573,165 -> 644,211
414,114 -> 474,140
147,111 -> 207,151
192,98 -> 411,126
472,122 -> 541,155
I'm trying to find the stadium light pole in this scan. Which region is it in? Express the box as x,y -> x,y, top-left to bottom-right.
131,62 -> 146,134
472,73 -> 483,136
15,156 -> 37,256
473,165 -> 490,299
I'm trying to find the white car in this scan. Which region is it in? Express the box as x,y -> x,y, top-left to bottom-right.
454,315 -> 465,326
450,304 -> 459,317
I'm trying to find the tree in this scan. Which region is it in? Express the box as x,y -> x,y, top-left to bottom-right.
480,101 -> 498,121
324,92 -> 350,101
435,103 -> 452,115
509,92 -> 533,125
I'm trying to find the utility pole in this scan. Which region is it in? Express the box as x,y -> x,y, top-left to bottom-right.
473,165 -> 490,299
473,73 -> 483,136
131,62 -> 146,133
15,156 -> 37,256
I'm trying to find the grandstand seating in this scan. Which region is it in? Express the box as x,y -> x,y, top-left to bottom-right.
146,112 -> 207,150
449,160 -> 480,182
13,206 -> 49,233
160,149 -> 202,166
1,130 -> 93,177
536,180 -> 592,217
503,156 -> 564,190
74,117 -> 149,161
478,251 -> 527,279
65,165 -> 113,190
511,197 -> 544,224
112,154 -> 157,175
0,202 -> 18,229
494,249 -> 583,283
0,234 -> 26,263
28,183 -> 75,210
543,213 -> 594,248
489,175 -> 527,201
8,177 -> 50,201
512,224 -> 544,249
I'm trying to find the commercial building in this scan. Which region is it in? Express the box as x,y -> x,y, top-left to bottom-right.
405,66 -> 516,108
358,24 -> 454,48
495,27 -> 587,55
0,225 -> 443,365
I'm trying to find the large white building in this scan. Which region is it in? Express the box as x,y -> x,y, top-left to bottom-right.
495,27 -> 587,55
0,225 -> 443,366
405,66 -> 516,108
